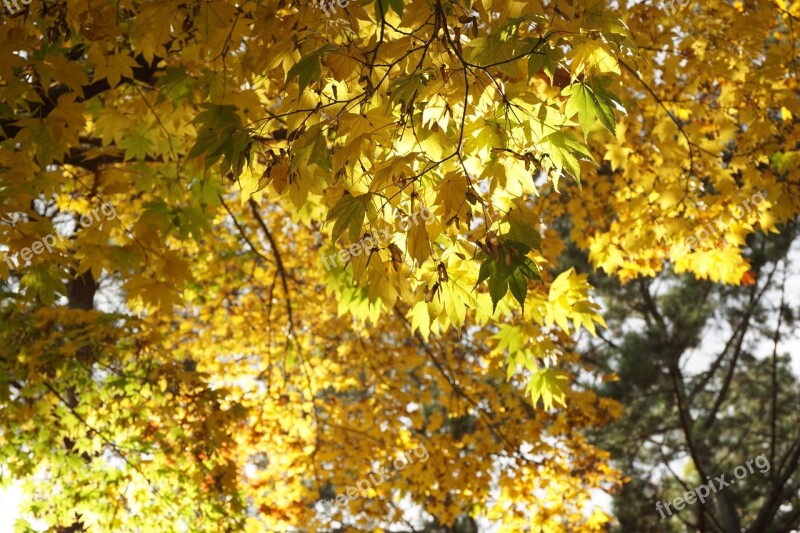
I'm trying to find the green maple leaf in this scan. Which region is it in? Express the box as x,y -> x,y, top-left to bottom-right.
120,124 -> 155,161
563,81 -> 620,139
527,368 -> 568,410
285,45 -> 338,95
327,193 -> 372,242
476,241 -> 541,312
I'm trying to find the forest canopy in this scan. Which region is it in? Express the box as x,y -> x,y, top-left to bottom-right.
0,0 -> 799,530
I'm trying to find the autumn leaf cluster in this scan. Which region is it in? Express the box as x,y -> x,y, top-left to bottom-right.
0,0 -> 798,530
